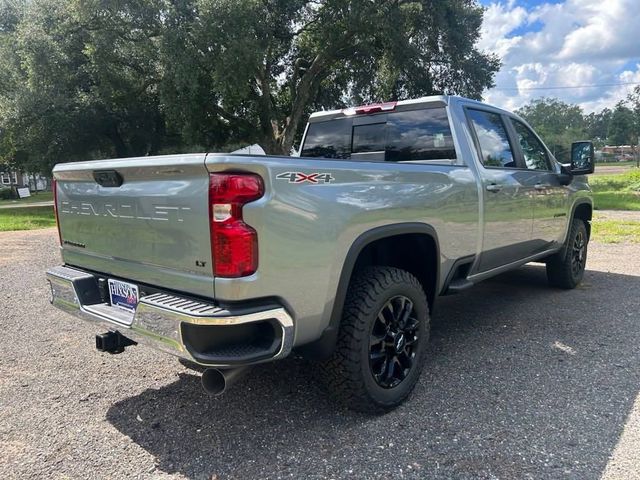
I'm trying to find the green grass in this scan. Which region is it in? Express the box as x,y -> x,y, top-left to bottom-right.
592,192 -> 640,210
0,191 -> 53,205
590,170 -> 640,210
0,206 -> 56,231
592,218 -> 640,243
595,160 -> 638,167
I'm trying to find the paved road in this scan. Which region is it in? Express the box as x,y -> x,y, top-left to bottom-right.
1,229 -> 639,480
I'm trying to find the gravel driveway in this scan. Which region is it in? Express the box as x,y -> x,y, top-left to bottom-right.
1,228 -> 639,480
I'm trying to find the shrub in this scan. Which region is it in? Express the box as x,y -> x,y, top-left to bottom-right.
0,187 -> 14,200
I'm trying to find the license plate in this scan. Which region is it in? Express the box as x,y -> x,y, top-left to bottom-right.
108,279 -> 139,312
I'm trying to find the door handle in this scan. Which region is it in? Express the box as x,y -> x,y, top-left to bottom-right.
486,183 -> 503,192
534,183 -> 548,191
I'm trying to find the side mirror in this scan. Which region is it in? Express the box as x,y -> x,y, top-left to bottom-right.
570,141 -> 595,175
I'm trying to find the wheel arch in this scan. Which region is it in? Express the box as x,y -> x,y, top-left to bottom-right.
571,200 -> 593,239
298,222 -> 440,360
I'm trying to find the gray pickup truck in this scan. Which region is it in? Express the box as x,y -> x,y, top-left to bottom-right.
46,95 -> 595,412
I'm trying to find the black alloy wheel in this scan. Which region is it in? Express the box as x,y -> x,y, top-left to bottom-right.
571,229 -> 586,277
369,295 -> 420,388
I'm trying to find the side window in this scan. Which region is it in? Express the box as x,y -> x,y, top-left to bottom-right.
467,109 -> 516,168
511,120 -> 551,171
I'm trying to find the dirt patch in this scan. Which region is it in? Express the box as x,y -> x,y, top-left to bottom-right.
594,210 -> 640,222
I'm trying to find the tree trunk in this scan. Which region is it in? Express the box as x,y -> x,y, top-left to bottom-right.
106,123 -> 129,158
252,132 -> 280,155
279,53 -> 329,155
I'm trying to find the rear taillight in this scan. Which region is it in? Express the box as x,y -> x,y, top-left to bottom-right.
52,178 -> 62,245
209,173 -> 264,278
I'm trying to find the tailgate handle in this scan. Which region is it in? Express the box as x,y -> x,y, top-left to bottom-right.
93,170 -> 123,187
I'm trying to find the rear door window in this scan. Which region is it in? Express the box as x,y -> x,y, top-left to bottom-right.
300,107 -> 457,163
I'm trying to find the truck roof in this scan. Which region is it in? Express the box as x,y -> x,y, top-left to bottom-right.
307,95 -> 507,123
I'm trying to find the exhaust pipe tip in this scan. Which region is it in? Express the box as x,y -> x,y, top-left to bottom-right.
201,368 -> 227,396
201,367 -> 251,396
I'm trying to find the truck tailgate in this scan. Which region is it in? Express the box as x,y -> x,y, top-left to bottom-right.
53,154 -> 215,298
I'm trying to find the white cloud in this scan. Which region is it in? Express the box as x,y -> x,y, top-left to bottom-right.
480,0 -> 640,113
580,65 -> 640,112
477,1 -> 527,57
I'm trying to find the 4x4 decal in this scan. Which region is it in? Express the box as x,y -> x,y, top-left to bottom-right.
276,172 -> 335,184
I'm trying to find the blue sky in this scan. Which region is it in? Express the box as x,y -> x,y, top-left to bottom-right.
477,0 -> 640,112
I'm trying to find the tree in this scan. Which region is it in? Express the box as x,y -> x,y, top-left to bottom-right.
608,102 -> 635,146
516,97 -> 586,163
0,0 -> 168,173
624,86 -> 640,146
584,108 -> 612,148
159,0 -> 500,154
0,0 -> 500,172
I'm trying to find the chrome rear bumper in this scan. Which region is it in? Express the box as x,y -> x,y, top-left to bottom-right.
46,265 -> 294,367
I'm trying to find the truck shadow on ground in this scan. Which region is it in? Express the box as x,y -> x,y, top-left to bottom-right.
106,265 -> 640,479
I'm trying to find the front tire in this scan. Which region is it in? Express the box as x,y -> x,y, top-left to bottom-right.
546,218 -> 589,289
321,266 -> 430,413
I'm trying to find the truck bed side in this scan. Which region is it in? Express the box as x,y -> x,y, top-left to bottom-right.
205,153 -> 480,345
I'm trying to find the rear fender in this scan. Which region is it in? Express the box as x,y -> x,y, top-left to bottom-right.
297,222 -> 440,360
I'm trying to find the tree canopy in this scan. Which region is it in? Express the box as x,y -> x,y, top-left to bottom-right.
515,98 -> 585,163
516,89 -> 640,164
607,102 -> 635,146
0,0 -> 500,173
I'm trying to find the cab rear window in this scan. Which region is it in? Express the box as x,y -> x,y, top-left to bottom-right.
300,107 -> 457,163
299,118 -> 351,159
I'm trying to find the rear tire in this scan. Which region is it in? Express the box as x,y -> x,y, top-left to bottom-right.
321,266 -> 430,413
546,218 -> 588,289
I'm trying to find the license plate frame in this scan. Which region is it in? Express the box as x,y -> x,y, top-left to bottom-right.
107,278 -> 140,313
